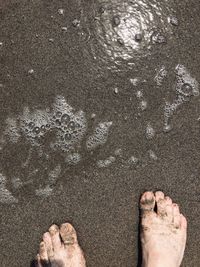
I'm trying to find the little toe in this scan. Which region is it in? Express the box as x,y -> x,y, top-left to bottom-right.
49,224 -> 62,252
60,223 -> 78,246
140,191 -> 155,215
180,214 -> 187,230
39,241 -> 48,262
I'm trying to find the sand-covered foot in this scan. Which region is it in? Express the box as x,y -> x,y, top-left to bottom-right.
37,223 -> 86,267
140,191 -> 187,267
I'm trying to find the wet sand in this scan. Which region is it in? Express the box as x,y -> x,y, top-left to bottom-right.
0,0 -> 200,266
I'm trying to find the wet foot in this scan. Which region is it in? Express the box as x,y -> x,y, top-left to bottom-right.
37,223 -> 86,267
140,191 -> 187,267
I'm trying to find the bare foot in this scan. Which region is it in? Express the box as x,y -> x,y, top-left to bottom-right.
37,223 -> 86,267
140,191 -> 187,267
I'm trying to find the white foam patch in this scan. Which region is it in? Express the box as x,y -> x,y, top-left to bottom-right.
19,107 -> 51,145
4,117 -> 20,143
127,156 -> 139,166
163,65 -> 199,131
154,65 -> 168,86
35,185 -> 53,197
130,78 -> 139,86
145,123 -> 155,140
51,96 -> 87,152
136,90 -> 143,99
175,64 -> 199,97
0,174 -> 18,204
52,95 -> 73,115
65,153 -> 81,165
139,100 -> 147,111
86,121 -> 113,150
164,96 -> 184,119
97,156 -> 116,168
148,150 -> 158,161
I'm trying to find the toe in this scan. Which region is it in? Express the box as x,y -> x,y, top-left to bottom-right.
43,232 -> 53,258
140,191 -> 155,215
155,191 -> 169,217
180,214 -> 187,230
39,241 -> 48,262
165,196 -> 172,205
165,204 -> 173,222
37,254 -> 43,267
60,223 -> 78,246
155,191 -> 165,202
49,224 -> 62,252
172,203 -> 181,227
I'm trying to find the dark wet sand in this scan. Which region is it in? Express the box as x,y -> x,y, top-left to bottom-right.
0,0 -> 200,266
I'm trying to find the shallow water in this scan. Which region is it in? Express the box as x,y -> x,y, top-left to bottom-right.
0,0 -> 200,266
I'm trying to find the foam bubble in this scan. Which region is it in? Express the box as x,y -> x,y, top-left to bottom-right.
61,114 -> 70,125
19,106 -> 51,144
86,121 -> 112,150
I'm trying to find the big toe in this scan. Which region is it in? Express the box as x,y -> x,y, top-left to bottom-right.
140,191 -> 155,215
60,223 -> 86,266
60,223 -> 78,246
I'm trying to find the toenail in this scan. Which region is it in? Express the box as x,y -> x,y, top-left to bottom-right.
61,224 -> 76,245
49,224 -> 59,234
